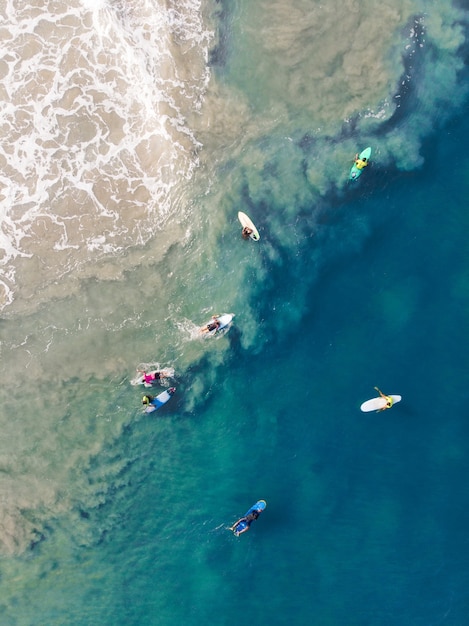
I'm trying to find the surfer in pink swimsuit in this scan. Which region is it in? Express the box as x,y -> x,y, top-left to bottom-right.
137,370 -> 165,384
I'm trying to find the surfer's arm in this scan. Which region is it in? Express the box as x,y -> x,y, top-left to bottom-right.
230,517 -> 244,530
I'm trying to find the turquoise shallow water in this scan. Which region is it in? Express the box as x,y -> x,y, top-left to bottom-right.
1,2 -> 469,625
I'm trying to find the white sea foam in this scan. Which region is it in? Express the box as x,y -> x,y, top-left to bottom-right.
0,0 -> 213,313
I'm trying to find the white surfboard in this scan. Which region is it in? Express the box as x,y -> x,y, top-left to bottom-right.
238,211 -> 260,241
360,395 -> 402,412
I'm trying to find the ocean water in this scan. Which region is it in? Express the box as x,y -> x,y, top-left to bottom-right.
0,0 -> 468,624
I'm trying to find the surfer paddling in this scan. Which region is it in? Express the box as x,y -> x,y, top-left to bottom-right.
200,315 -> 221,334
354,153 -> 368,170
137,369 -> 167,385
230,510 -> 260,536
374,386 -> 394,411
241,226 -> 253,239
237,211 -> 260,241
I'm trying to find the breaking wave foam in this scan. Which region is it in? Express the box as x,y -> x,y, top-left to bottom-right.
0,0 -> 213,312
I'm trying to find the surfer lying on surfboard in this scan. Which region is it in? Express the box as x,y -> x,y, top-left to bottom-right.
374,386 -> 394,411
137,369 -> 168,385
229,500 -> 266,536
237,211 -> 260,241
230,511 -> 260,536
354,153 -> 369,170
199,313 -> 234,336
142,388 -> 176,413
200,315 -> 221,333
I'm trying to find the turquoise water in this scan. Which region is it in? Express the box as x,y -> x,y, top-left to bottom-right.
1,1 -> 469,624
4,113 -> 468,626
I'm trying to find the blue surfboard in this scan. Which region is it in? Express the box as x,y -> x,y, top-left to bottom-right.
144,387 -> 176,414
350,146 -> 371,180
231,500 -> 266,536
